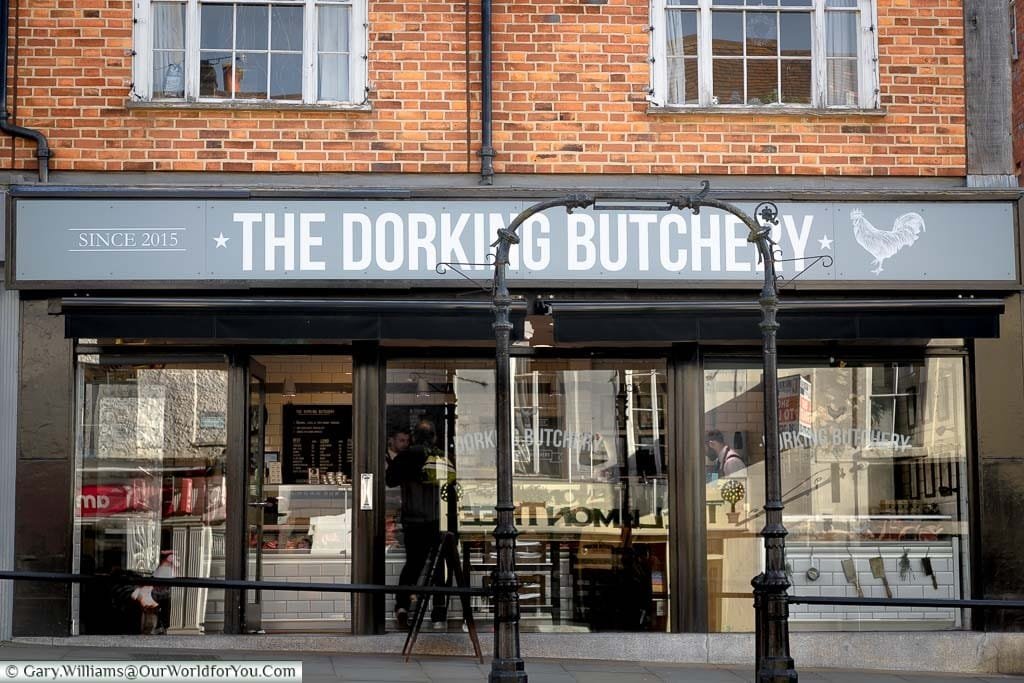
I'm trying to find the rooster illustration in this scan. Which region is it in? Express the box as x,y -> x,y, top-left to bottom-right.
851,209 -> 926,275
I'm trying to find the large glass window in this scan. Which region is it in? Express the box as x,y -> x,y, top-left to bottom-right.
384,358 -> 669,633
74,358 -> 229,635
704,357 -> 969,632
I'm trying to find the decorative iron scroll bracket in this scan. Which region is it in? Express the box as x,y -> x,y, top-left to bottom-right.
775,254 -> 836,289
435,255 -> 497,294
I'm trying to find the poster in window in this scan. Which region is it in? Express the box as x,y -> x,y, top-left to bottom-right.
282,404 -> 353,484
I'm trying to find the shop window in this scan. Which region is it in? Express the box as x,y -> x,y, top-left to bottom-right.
74,357 -> 229,635
134,0 -> 368,105
651,0 -> 878,109
384,359 -> 669,634
703,357 -> 969,632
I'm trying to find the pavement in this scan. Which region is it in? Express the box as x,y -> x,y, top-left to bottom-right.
0,641 -> 1020,682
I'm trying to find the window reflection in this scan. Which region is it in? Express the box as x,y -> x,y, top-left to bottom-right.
385,359 -> 670,633
74,359 -> 229,635
704,358 -> 969,632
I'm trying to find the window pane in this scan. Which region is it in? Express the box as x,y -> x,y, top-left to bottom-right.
234,53 -> 268,98
780,12 -> 811,57
319,53 -> 350,100
781,59 -> 811,103
666,0 -> 699,4
826,10 -> 859,58
75,360 -> 229,635
713,58 -> 744,104
270,53 -> 302,100
668,57 -> 699,105
385,359 -> 670,634
827,57 -> 859,105
781,0 -> 813,5
319,5 -> 351,53
236,4 -> 269,51
200,3 -> 233,50
704,359 -> 970,633
712,11 -> 743,56
827,0 -> 858,6
153,3 -> 186,50
746,59 -> 778,104
199,50 -> 231,96
745,11 -> 778,56
666,9 -> 698,58
153,51 -> 185,98
271,5 -> 304,52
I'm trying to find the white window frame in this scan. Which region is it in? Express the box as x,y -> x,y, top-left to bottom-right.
133,0 -> 368,105
649,0 -> 878,110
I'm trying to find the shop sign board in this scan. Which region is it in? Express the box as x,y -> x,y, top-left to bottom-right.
10,198 -> 1017,285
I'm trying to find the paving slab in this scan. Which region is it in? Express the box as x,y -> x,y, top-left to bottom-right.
0,641 -> 1020,681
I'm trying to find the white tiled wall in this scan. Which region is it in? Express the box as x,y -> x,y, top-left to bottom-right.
788,542 -> 961,628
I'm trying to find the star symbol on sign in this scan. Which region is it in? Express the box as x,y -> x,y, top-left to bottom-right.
213,232 -> 230,249
818,235 -> 833,251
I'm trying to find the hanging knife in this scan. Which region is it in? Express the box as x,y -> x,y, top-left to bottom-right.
921,557 -> 939,590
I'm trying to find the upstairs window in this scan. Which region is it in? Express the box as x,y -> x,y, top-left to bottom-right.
650,0 -> 878,109
133,0 -> 368,105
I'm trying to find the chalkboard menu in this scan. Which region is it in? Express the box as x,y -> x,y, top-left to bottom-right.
282,405 -> 353,484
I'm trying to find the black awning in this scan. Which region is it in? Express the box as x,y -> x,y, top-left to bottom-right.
59,297 -> 526,342
546,298 -> 1005,342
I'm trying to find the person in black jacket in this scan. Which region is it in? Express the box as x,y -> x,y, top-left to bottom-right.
385,419 -> 452,628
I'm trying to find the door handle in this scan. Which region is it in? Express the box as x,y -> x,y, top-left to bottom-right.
248,501 -> 272,508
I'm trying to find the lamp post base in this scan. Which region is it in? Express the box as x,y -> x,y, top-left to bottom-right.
757,659 -> 798,683
489,659 -> 528,682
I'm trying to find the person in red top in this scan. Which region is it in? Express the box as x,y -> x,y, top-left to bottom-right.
706,429 -> 746,479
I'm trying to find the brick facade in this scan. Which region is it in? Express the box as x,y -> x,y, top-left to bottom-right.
1,0 -> 966,176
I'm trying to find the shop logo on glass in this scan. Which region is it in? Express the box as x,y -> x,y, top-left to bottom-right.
850,209 -> 926,275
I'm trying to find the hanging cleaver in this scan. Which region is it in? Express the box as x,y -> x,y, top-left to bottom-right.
921,557 -> 939,590
841,558 -> 864,598
869,555 -> 893,598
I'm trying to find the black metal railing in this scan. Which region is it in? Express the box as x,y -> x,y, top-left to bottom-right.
789,595 -> 1024,610
0,570 -> 490,598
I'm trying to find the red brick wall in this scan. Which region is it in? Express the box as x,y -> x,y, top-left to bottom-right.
1013,0 -> 1024,183
0,0 -> 966,176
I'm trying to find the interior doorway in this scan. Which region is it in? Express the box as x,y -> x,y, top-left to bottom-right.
243,354 -> 355,633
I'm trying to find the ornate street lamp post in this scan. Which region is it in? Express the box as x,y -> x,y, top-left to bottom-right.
487,184 -> 796,683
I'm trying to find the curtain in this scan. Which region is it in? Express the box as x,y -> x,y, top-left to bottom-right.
825,9 -> 859,105
666,10 -> 698,104
318,4 -> 351,101
152,2 -> 186,98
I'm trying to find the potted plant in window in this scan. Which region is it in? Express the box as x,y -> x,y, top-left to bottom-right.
720,478 -> 745,525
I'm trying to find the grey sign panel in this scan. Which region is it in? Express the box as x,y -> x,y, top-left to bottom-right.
12,198 -> 1017,285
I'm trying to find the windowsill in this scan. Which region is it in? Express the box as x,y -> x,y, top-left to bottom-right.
647,105 -> 887,117
126,99 -> 372,113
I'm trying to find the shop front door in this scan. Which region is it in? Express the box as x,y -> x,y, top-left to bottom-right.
241,354 -> 357,633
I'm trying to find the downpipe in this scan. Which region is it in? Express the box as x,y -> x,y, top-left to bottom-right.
0,0 -> 50,182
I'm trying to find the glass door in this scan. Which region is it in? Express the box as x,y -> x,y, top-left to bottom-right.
245,358 -> 267,633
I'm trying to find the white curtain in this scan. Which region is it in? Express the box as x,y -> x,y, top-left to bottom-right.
153,2 -> 186,98
825,9 -> 858,105
318,4 -> 351,101
666,10 -> 698,104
